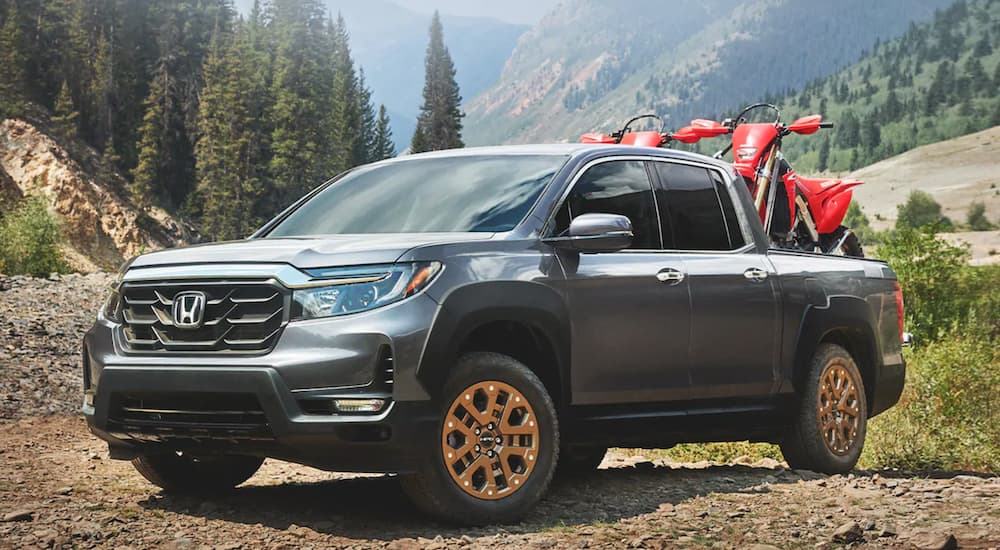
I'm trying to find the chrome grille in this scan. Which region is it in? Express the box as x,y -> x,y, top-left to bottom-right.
120,280 -> 288,353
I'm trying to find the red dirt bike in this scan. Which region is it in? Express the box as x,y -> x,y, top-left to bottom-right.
581,114 -> 685,147
673,104 -> 864,256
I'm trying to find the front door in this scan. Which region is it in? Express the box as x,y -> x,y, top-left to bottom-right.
550,159 -> 692,405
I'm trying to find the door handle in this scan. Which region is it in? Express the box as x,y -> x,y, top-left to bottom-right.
656,268 -> 685,285
744,267 -> 769,282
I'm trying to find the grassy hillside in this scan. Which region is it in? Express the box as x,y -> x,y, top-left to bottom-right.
680,0 -> 1000,173
463,0 -> 954,145
850,125 -> 1000,230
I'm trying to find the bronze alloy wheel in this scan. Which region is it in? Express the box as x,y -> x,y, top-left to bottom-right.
817,362 -> 862,455
441,380 -> 540,500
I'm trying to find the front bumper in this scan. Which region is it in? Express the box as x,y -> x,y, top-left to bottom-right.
82,293 -> 441,473
83,365 -> 437,473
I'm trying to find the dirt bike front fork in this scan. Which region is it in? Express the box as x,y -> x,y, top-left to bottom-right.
794,195 -> 822,252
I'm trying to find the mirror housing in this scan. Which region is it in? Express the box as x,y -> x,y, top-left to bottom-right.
544,213 -> 633,253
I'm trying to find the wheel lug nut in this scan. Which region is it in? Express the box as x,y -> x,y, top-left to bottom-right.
495,436 -> 502,443
474,428 -> 481,435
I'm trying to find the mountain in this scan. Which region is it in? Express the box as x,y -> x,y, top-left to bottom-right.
677,0 -> 1000,174
463,0 -> 957,146
235,0 -> 526,149
0,117 -> 189,272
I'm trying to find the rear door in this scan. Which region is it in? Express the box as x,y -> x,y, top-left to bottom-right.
550,159 -> 692,405
651,160 -> 781,399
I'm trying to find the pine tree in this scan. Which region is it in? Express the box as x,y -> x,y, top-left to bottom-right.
269,0 -> 335,204
357,68 -> 378,164
130,70 -> 168,208
0,1 -> 28,118
193,24 -> 266,241
372,104 -> 396,160
817,136 -> 830,172
411,12 -> 464,153
51,80 -> 79,140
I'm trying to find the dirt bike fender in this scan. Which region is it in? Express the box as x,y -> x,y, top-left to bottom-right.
816,188 -> 853,234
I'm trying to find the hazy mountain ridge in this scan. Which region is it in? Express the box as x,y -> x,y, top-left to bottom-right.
464,0 -> 956,145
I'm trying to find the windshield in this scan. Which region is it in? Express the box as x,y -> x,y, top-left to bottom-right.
266,154 -> 568,236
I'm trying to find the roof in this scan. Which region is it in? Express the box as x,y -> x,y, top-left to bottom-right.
386,143 -> 731,170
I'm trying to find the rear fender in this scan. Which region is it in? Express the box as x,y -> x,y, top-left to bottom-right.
789,296 -> 882,411
815,188 -> 853,234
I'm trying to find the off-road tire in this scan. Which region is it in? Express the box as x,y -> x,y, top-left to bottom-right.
131,453 -> 264,493
780,344 -> 868,474
555,445 -> 606,478
822,226 -> 864,257
400,352 -> 559,525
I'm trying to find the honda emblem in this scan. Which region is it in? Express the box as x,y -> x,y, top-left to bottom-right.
172,291 -> 207,329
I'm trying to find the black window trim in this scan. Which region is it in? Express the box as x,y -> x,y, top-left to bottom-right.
543,156 -> 666,252
647,158 -> 752,254
544,155 -> 755,254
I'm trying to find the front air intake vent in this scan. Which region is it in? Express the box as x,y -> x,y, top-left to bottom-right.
120,280 -> 289,353
378,345 -> 394,387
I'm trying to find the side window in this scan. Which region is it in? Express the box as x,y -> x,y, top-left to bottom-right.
555,161 -> 660,249
653,162 -> 735,251
711,171 -> 746,249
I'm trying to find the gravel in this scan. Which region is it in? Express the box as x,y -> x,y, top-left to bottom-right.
0,272 -> 112,419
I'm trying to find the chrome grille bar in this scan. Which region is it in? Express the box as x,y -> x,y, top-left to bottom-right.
119,279 -> 288,353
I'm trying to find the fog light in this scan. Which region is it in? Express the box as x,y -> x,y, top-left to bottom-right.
333,398 -> 386,413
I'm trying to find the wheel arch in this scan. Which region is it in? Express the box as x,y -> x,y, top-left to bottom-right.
417,282 -> 570,406
792,296 -> 881,412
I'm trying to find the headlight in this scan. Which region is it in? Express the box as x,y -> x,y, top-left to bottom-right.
292,262 -> 441,320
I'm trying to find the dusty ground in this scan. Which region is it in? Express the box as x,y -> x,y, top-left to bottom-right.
1,275 -> 999,549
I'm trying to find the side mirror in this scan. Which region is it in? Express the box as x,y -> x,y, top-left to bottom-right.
544,213 -> 633,253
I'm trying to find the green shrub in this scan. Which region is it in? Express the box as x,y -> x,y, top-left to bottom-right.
0,196 -> 69,277
966,201 -> 996,231
876,227 -> 1000,342
895,190 -> 953,231
862,329 -> 1000,472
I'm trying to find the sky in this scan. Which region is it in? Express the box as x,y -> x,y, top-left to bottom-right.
388,0 -> 561,24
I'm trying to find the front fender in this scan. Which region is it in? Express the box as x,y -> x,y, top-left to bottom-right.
417,281 -> 570,400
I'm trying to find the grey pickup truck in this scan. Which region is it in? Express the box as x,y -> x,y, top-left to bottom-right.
83,144 -> 908,525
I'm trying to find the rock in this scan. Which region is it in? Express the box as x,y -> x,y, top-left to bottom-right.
634,460 -> 655,471
832,521 -> 863,543
0,119 -> 192,273
727,511 -> 745,519
55,486 -> 73,495
752,458 -> 782,469
951,475 -> 983,484
877,526 -> 897,538
746,545 -> 782,550
862,519 -> 876,531
909,533 -> 958,550
2,510 -> 33,522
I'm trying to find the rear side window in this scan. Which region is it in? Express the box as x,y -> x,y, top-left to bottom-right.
653,162 -> 739,251
554,160 -> 660,249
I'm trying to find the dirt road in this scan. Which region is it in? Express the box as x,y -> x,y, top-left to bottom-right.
1,275 -> 998,549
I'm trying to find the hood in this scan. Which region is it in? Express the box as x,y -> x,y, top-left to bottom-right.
128,233 -> 493,270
